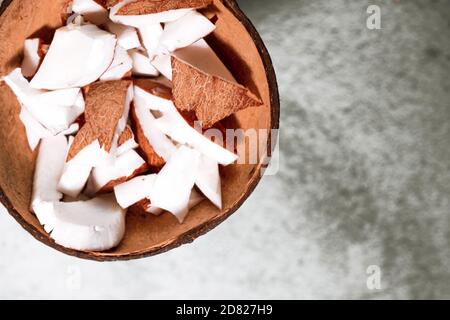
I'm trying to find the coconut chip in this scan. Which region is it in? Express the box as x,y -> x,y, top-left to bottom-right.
172,55 -> 263,128
113,0 -> 213,15
67,80 -> 131,161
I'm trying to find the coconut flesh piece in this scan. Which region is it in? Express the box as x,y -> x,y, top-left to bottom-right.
86,149 -> 147,195
157,10 -> 216,54
3,68 -> 85,136
139,23 -> 163,59
195,154 -> 222,209
133,89 -> 177,161
133,81 -> 237,165
150,145 -> 201,223
30,24 -> 117,90
59,81 -> 132,198
114,174 -> 156,209
172,46 -> 263,128
109,0 -> 193,27
71,0 -> 109,25
100,45 -> 132,81
50,194 -> 126,252
149,14 -> 218,79
31,134 -> 68,233
109,0 -> 196,59
129,49 -> 159,77
152,39 -> 236,82
150,101 -> 238,166
104,21 -> 141,50
147,188 -> 205,216
58,138 -> 112,198
21,39 -> 43,78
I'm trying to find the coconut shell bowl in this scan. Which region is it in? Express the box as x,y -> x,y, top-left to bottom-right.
0,0 -> 279,261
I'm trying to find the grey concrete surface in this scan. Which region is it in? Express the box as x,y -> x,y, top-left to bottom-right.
1,0 -> 450,299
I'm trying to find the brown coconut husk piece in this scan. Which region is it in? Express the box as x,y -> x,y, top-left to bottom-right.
118,125 -> 135,147
0,0 -> 279,261
67,80 -> 131,161
171,56 -> 263,128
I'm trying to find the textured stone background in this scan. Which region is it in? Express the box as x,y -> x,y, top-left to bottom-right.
1,0 -> 450,299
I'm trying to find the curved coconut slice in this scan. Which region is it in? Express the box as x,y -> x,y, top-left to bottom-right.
154,105 -> 238,165
86,149 -> 147,194
132,93 -> 176,161
19,107 -> 51,151
130,105 -> 167,170
71,0 -> 109,25
31,134 -> 68,232
158,10 -> 216,53
28,90 -> 85,135
134,79 -> 174,111
139,23 -> 163,59
21,39 -> 44,78
68,80 -> 131,162
100,45 -> 132,81
110,0 -> 193,26
134,80 -> 238,165
150,145 -> 200,223
129,49 -> 159,77
105,21 -> 141,50
30,24 -> 117,90
116,125 -> 138,156
3,68 -> 85,134
114,174 -> 157,209
50,194 -> 126,252
195,154 -> 221,209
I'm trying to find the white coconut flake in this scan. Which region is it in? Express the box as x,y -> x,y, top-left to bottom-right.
100,45 -> 132,81
105,21 -> 141,50
116,137 -> 138,157
151,53 -> 172,80
134,85 -> 174,112
21,39 -> 42,78
71,0 -> 109,25
30,24 -> 117,90
150,145 -> 200,223
129,49 -> 160,77
158,11 -> 216,53
133,94 -> 176,161
86,149 -> 146,194
31,134 -> 68,232
139,23 -> 163,59
50,194 -> 126,251
153,104 -> 238,165
58,140 -> 112,198
3,68 -> 85,135
173,39 -> 237,83
196,154 -> 222,209
114,174 -> 157,209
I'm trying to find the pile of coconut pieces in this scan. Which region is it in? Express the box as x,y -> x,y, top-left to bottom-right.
0,0 -> 262,252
